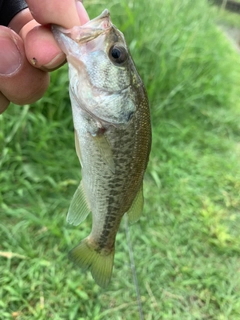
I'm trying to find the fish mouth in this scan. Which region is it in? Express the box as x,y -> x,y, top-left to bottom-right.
52,9 -> 112,51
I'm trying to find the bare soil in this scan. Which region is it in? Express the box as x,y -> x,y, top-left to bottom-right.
220,25 -> 240,52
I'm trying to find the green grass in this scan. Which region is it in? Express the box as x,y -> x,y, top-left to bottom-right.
1,0 -> 240,319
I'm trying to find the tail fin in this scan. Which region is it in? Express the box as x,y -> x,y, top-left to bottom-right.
68,238 -> 115,288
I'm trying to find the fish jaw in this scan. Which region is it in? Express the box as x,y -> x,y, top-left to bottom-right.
51,9 -> 112,59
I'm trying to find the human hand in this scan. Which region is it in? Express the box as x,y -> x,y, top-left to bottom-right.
0,0 -> 89,113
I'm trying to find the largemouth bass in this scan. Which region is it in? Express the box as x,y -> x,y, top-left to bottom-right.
52,9 -> 151,287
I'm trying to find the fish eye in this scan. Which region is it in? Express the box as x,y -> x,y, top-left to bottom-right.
109,45 -> 127,64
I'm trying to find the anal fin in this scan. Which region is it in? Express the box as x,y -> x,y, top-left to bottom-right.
127,183 -> 144,224
67,181 -> 91,226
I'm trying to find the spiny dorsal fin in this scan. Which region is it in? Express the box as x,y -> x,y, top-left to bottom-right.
127,183 -> 144,224
67,181 -> 91,226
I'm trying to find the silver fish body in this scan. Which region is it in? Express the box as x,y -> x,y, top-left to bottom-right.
52,9 -> 151,287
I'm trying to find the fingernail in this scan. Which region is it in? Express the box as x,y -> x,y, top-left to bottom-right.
41,52 -> 66,71
0,31 -> 22,75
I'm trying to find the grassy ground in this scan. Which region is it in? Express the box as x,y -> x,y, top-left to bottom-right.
1,0 -> 240,319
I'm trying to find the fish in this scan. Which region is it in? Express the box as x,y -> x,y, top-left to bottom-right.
52,9 -> 151,288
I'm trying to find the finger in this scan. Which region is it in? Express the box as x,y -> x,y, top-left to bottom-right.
0,27 -> 49,106
26,0 -> 88,28
20,21 -> 65,70
8,8 -> 33,34
75,1 -> 89,26
21,2 -> 89,71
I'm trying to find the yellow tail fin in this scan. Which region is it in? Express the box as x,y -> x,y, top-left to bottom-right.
68,238 -> 115,288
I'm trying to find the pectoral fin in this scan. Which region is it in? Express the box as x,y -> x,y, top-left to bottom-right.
67,181 -> 91,226
127,183 -> 144,224
75,131 -> 83,167
93,134 -> 115,173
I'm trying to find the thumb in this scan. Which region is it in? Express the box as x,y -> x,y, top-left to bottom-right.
0,27 -> 22,76
0,27 -> 22,112
0,26 -> 49,113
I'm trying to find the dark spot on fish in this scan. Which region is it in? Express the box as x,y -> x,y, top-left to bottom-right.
107,216 -> 116,223
108,196 -> 115,204
109,190 -> 119,196
113,33 -> 119,43
97,127 -> 106,135
127,112 -> 134,121
102,229 -> 110,238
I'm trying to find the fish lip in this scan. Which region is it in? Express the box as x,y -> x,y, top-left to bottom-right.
52,9 -> 112,44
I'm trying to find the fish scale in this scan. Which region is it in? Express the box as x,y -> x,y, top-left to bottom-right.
52,9 -> 151,287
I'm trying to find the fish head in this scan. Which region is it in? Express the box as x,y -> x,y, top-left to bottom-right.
52,10 -> 143,126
